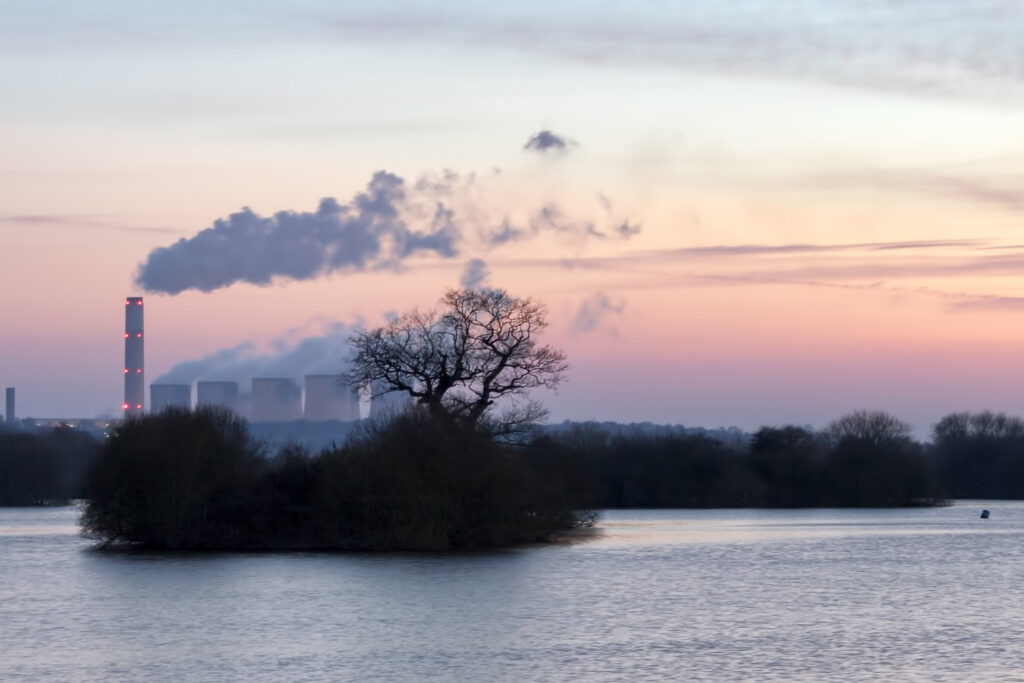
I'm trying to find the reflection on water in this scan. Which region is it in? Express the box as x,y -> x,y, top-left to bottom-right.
3,503 -> 1023,681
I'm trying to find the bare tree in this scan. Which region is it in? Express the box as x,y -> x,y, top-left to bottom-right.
827,410 -> 912,447
346,288 -> 568,435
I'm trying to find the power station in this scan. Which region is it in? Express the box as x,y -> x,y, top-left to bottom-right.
124,297 -> 144,416
304,375 -> 360,421
122,296 -> 374,424
151,384 -> 191,412
251,378 -> 303,422
196,381 -> 241,413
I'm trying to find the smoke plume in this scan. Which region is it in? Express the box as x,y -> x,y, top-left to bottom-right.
572,291 -> 625,334
136,171 -> 459,295
154,322 -> 354,385
460,258 -> 490,289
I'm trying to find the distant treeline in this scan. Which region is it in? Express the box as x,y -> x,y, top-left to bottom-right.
0,425 -> 99,505
7,407 -> 1024,529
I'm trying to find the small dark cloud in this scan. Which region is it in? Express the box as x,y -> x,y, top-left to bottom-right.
523,130 -> 576,154
460,258 -> 490,289
572,291 -> 625,334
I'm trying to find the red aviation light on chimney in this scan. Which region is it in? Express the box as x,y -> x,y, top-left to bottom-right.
136,300 -> 143,305
124,368 -> 129,374
125,300 -> 130,305
122,403 -> 129,409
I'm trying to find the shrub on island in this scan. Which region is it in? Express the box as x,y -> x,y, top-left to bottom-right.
80,406 -> 596,551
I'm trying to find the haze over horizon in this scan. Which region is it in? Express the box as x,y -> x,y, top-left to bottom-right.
3,1 -> 1024,438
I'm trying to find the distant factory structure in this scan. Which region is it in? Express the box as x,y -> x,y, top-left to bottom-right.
304,375 -> 360,421
5,387 -> 14,424
123,295 -> 406,424
124,297 -> 144,415
251,378 -> 302,422
196,381 -> 241,413
150,384 -> 191,412
147,376 -> 370,423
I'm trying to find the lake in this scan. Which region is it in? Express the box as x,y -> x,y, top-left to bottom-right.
3,503 -> 1022,681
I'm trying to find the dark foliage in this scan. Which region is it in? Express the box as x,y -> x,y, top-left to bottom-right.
0,425 -> 99,505
932,411 -> 1024,499
537,413 -> 945,508
81,407 -> 265,549
81,407 -> 595,551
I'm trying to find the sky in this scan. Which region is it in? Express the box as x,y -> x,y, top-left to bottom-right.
2,0 -> 1024,437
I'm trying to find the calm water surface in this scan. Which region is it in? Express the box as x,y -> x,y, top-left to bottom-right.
3,503 -> 1023,681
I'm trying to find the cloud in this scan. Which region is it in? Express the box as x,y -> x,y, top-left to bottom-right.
813,169 -> 1024,214
318,2 -> 1024,103
524,130 -> 576,154
460,258 -> 490,289
136,165 -> 642,294
572,291 -> 625,334
136,171 -> 460,294
479,202 -> 641,247
0,214 -> 183,235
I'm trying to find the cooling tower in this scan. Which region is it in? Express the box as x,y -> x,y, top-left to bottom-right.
150,384 -> 192,413
196,381 -> 240,413
303,375 -> 359,421
368,379 -> 411,420
4,387 -> 13,424
251,378 -> 302,422
123,297 -> 144,416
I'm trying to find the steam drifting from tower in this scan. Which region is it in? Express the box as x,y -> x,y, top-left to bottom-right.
124,297 -> 144,416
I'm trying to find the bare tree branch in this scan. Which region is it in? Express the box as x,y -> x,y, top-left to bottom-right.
345,288 -> 568,433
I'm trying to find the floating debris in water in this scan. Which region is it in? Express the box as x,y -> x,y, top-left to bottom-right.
980,509 -> 990,519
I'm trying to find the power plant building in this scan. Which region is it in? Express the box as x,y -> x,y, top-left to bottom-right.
196,381 -> 240,413
150,384 -> 192,413
124,297 -> 144,416
304,375 -> 360,421
4,387 -> 14,424
251,378 -> 302,422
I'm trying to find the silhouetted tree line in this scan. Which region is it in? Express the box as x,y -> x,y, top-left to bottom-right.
532,410 -> 948,508
81,407 -> 595,550
0,425 -> 100,505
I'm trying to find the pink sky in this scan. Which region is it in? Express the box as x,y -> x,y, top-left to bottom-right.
3,2 -> 1024,438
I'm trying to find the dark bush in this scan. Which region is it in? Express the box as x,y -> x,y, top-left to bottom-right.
81,406 -> 264,549
0,425 -> 99,505
81,407 -> 595,551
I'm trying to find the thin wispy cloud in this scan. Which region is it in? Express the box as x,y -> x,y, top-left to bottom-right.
0,214 -> 184,235
572,291 -> 625,334
319,1 -> 1024,103
814,169 -> 1024,214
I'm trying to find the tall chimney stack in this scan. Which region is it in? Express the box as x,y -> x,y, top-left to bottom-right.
4,387 -> 13,424
124,297 -> 144,416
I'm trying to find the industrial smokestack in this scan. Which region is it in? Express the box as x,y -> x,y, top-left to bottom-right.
150,384 -> 192,413
124,297 -> 144,416
251,378 -> 302,422
4,387 -> 13,424
196,381 -> 240,414
304,375 -> 359,421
